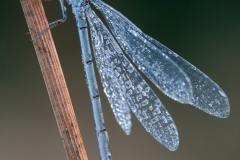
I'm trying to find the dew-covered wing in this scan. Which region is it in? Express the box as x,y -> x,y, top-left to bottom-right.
90,0 -> 193,104
141,35 -> 230,118
90,0 -> 230,118
86,7 -> 179,151
86,8 -> 132,135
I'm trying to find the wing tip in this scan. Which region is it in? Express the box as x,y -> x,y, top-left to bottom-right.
166,139 -> 179,151
216,95 -> 230,118
220,104 -> 230,118
158,134 -> 179,151
124,129 -> 131,135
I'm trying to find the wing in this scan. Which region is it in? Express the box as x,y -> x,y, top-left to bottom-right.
86,8 -> 132,135
90,1 -> 192,104
86,7 -> 179,151
90,0 -> 230,118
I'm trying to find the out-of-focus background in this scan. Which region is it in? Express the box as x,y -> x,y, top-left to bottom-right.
0,0 -> 239,159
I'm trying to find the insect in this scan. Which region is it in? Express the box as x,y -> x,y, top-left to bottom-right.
47,0 -> 230,157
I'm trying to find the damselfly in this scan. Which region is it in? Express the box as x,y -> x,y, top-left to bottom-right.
47,0 -> 230,156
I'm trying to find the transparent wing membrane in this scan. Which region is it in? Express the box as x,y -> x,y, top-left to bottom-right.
86,8 -> 179,151
90,0 -> 230,118
142,35 -> 230,118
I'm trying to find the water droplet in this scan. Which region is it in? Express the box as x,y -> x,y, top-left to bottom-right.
137,94 -> 142,101
153,100 -> 161,107
141,99 -> 149,106
149,105 -> 153,111
150,116 -> 159,124
153,108 -> 161,116
136,84 -> 143,93
127,64 -> 134,73
219,90 -> 227,97
125,80 -> 132,89
113,70 -> 120,77
127,89 -> 133,96
145,87 -> 150,92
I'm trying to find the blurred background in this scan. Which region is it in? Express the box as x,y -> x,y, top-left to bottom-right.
0,0 -> 239,159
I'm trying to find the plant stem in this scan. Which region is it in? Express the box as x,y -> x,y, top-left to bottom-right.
20,0 -> 88,159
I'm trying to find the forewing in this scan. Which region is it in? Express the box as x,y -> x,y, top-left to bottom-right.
90,0 -> 230,118
90,0 -> 193,104
86,7 -> 179,151
141,35 -> 230,118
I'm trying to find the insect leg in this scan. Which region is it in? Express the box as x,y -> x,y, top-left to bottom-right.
48,0 -> 67,29
31,0 -> 67,41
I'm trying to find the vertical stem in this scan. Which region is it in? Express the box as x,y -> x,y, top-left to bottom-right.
71,0 -> 112,159
20,0 -> 88,159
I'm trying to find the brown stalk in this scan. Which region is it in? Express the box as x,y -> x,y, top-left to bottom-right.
20,0 -> 88,159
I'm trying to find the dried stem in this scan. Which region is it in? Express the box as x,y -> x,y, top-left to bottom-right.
20,0 -> 88,159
